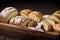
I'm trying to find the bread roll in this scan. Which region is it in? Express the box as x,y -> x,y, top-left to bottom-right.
21,18 -> 32,27
28,20 -> 38,27
28,11 -> 43,23
41,20 -> 52,31
53,10 -> 60,17
0,7 -> 18,23
9,16 -> 31,27
46,19 -> 55,25
20,9 -> 32,18
53,24 -> 60,32
9,17 -> 15,24
48,15 -> 60,23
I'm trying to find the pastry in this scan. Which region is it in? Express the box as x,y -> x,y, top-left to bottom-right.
0,7 -> 18,23
28,11 -> 43,23
41,20 -> 53,31
53,24 -> 60,32
28,20 -> 38,27
20,9 -> 32,18
9,16 -> 31,27
48,15 -> 60,23
53,10 -> 60,17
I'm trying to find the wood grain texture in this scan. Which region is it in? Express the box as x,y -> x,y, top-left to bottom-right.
0,22 -> 60,40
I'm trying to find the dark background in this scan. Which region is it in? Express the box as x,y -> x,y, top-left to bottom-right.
0,0 -> 60,15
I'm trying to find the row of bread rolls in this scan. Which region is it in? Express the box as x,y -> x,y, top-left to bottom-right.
20,9 -> 43,23
0,7 -> 60,33
36,10 -> 60,32
0,7 -> 39,27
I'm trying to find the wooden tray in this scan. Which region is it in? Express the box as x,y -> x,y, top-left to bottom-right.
0,22 -> 60,40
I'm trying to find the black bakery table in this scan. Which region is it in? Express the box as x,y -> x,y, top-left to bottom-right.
0,0 -> 60,40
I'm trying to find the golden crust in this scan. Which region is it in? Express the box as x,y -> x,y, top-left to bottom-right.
53,24 -> 60,32
21,18 -> 32,27
46,19 -> 55,25
31,11 -> 42,19
41,20 -> 53,31
48,15 -> 60,23
20,9 -> 32,18
28,11 -> 43,23
53,10 -> 60,17
9,16 -> 32,27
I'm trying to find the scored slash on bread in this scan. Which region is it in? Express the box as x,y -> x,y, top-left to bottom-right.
53,10 -> 60,17
20,9 -> 32,18
49,10 -> 60,23
46,19 -> 55,25
20,9 -> 43,23
48,15 -> 60,23
0,7 -> 18,23
28,11 -> 43,23
9,16 -> 32,27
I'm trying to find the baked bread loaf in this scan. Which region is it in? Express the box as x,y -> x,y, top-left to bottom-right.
9,16 -> 31,27
0,7 -> 18,23
48,15 -> 60,23
41,20 -> 53,31
20,9 -> 32,18
53,24 -> 60,32
53,10 -> 60,17
28,20 -> 38,27
28,11 -> 43,23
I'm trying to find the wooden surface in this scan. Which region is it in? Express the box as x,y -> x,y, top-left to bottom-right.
0,22 -> 60,40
